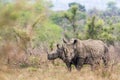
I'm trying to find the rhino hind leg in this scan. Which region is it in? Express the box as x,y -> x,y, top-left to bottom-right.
102,57 -> 109,68
85,57 -> 98,71
103,45 -> 110,68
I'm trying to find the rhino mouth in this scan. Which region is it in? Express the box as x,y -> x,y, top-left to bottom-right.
47,53 -> 59,60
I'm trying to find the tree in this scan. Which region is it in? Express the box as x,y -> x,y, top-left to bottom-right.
85,16 -> 115,45
64,5 -> 78,33
104,1 -> 120,17
113,23 -> 120,41
107,1 -> 117,10
62,3 -> 86,39
0,0 -> 62,65
69,2 -> 86,12
85,16 -> 103,39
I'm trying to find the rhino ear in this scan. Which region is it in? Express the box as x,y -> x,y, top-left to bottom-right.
57,44 -> 60,49
73,39 -> 78,45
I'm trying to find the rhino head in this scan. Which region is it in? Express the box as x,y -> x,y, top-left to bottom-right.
47,44 -> 67,61
63,38 -> 78,62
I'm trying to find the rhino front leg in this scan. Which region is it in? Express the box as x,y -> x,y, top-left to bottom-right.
75,58 -> 84,71
75,64 -> 82,71
65,62 -> 72,71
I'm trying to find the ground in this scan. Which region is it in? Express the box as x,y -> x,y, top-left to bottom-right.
0,60 -> 120,80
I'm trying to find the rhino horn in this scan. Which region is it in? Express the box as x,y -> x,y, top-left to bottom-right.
63,38 -> 68,44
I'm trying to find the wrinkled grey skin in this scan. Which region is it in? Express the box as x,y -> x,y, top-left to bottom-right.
63,38 -> 110,71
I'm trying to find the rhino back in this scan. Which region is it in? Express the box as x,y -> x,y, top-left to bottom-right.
76,40 -> 106,58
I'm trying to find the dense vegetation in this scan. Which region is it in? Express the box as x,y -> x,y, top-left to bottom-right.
51,2 -> 120,44
0,0 -> 62,65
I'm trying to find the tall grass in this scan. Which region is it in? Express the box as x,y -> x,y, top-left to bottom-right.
0,53 -> 120,80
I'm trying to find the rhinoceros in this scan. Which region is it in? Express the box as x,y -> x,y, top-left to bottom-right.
63,38 -> 110,71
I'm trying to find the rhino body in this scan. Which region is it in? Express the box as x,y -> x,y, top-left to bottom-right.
63,39 -> 110,71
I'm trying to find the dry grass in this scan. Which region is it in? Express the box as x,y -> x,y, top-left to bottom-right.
0,59 -> 120,80
0,43 -> 120,80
